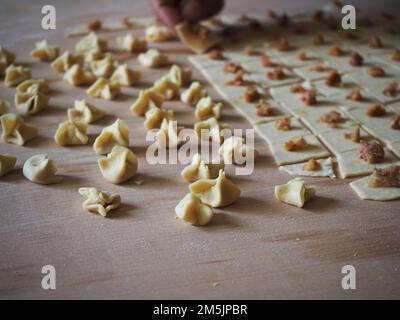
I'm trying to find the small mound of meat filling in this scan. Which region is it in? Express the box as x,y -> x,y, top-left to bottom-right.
328,45 -> 343,57
319,110 -> 342,128
261,53 -> 274,67
349,52 -> 363,66
275,117 -> 291,131
223,61 -> 243,73
208,50 -> 225,60
382,82 -> 398,97
366,104 -> 386,117
276,37 -> 291,52
285,136 -> 308,151
256,101 -> 273,117
297,51 -> 307,61
368,166 -> 400,188
369,36 -> 382,48
358,141 -> 385,164
226,69 -> 245,86
325,70 -> 342,87
346,88 -> 363,101
244,85 -> 260,102
391,50 -> 400,62
290,84 -> 306,93
267,67 -> 285,80
301,90 -> 317,106
368,66 -> 385,77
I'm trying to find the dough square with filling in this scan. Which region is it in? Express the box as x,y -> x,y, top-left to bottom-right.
269,134 -> 330,165
279,157 -> 336,178
230,96 -> 288,125
347,107 -> 400,144
254,117 -> 310,145
242,60 -> 300,88
318,127 -> 374,155
350,176 -> 400,201
337,148 -> 400,178
300,107 -> 357,135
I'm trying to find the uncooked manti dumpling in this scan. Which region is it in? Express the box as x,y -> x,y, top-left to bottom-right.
79,187 -> 121,217
23,154 -> 62,185
54,120 -> 89,146
0,113 -> 38,145
93,118 -> 129,155
98,145 -> 138,184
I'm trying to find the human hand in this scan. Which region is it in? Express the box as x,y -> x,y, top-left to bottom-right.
150,0 -> 225,27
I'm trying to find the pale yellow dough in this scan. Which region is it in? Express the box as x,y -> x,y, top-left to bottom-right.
275,177 -> 316,208
79,187 -> 121,217
0,113 -> 38,146
23,154 -> 62,185
350,176 -> 400,201
181,153 -> 224,182
269,134 -> 330,166
189,170 -> 240,208
0,154 -> 17,177
98,146 -> 138,184
254,117 -> 310,145
175,193 -> 214,226
93,119 -> 129,155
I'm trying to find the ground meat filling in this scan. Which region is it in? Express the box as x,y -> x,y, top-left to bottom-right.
275,117 -> 291,131
290,84 -> 306,93
223,61 -> 243,73
392,50 -> 400,62
368,66 -> 385,77
349,52 -> 363,66
369,36 -> 382,48
346,88 -> 363,101
368,166 -> 400,188
325,70 -> 342,87
244,85 -> 260,102
328,45 -> 343,57
366,104 -> 386,117
301,90 -> 317,106
261,53 -> 274,67
285,136 -> 308,151
267,67 -> 285,80
297,51 -> 307,61
276,37 -> 291,52
382,82 -> 398,97
208,50 -> 225,60
320,110 -> 342,128
311,65 -> 326,72
227,69 -> 246,86
256,101 -> 273,116
358,141 -> 385,164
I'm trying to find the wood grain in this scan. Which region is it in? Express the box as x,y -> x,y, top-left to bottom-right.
0,0 -> 399,299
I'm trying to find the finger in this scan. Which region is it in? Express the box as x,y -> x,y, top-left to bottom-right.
180,0 -> 224,23
150,0 -> 182,27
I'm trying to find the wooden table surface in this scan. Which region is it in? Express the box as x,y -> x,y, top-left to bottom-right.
0,0 -> 399,299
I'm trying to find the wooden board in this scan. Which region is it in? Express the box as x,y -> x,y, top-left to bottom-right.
0,0 -> 399,299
